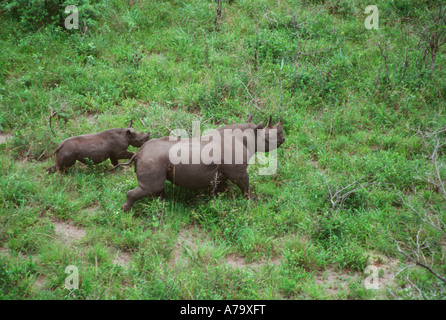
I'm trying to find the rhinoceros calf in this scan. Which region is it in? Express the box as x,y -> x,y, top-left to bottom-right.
120,115 -> 285,211
46,123 -> 150,173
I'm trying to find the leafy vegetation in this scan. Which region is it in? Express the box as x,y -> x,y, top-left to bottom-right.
0,0 -> 445,299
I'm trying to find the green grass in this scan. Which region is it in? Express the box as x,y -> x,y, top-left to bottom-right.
0,0 -> 445,300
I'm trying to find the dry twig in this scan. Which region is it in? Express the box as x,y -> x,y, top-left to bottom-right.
397,243 -> 446,285
318,166 -> 386,217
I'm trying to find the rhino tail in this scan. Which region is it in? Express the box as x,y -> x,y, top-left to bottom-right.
110,153 -> 137,171
42,143 -> 65,173
41,142 -> 64,161
52,143 -> 64,156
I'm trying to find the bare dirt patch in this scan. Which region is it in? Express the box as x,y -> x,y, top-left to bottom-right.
225,253 -> 282,271
32,276 -> 47,292
112,249 -> 132,269
315,268 -> 359,297
53,221 -> 86,245
314,253 -> 400,298
172,225 -> 214,266
367,253 -> 400,290
0,246 -> 40,263
0,133 -> 12,144
80,203 -> 100,217
0,247 -> 10,257
173,225 -> 282,271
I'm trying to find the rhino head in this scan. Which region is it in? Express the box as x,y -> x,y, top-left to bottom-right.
126,128 -> 150,147
255,115 -> 285,152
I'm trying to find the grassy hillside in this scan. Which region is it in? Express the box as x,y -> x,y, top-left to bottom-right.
0,0 -> 445,299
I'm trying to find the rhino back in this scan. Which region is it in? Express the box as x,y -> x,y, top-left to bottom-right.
136,137 -> 173,161
60,131 -> 124,161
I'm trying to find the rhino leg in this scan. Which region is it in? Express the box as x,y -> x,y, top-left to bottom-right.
111,150 -> 134,166
215,178 -> 228,193
122,165 -> 167,211
122,187 -> 150,211
46,165 -> 57,173
234,174 -> 252,199
56,153 -> 77,172
122,187 -> 165,211
211,172 -> 228,194
221,166 -> 252,199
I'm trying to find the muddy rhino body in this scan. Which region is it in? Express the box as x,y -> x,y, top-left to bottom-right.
121,116 -> 285,211
46,127 -> 150,173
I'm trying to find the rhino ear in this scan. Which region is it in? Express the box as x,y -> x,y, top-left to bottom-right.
247,114 -> 253,123
266,115 -> 273,128
254,121 -> 263,130
277,116 -> 283,126
128,120 -> 133,128
126,129 -> 135,139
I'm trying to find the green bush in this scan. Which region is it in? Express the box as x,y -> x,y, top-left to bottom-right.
0,0 -> 104,31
